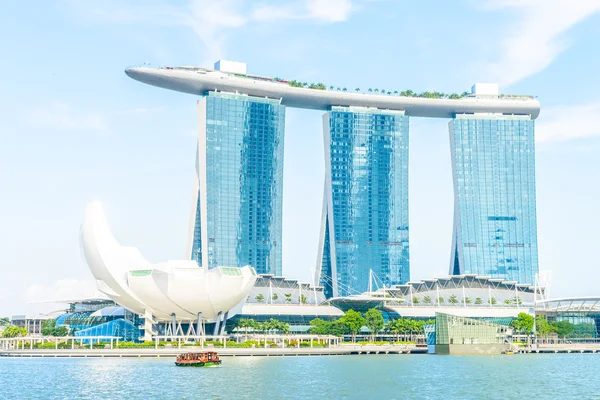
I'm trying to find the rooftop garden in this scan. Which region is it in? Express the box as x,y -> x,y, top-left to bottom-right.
285,79 -> 470,98
164,67 -> 533,99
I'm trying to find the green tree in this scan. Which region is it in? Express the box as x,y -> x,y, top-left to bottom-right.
264,318 -> 288,334
572,322 -> 596,338
389,319 -> 408,341
54,326 -> 69,337
510,312 -> 534,334
423,296 -> 432,305
42,319 -> 57,336
513,297 -> 523,305
284,293 -> 292,303
405,319 -> 421,341
272,293 -> 278,301
475,297 -> 483,305
2,326 -> 28,338
355,88 -> 360,92
551,320 -> 574,338
488,297 -> 497,305
504,298 -> 513,305
412,297 -> 420,305
237,318 -> 256,339
364,309 -> 384,340
535,315 -> 553,337
308,318 -> 331,335
437,297 -> 444,304
299,294 -> 307,304
464,297 -> 472,304
448,295 -> 459,304
255,294 -> 265,303
368,88 -> 373,92
342,310 -> 365,342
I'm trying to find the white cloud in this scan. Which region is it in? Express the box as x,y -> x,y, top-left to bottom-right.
67,0 -> 367,62
536,102 -> 600,144
306,0 -> 353,22
30,103 -> 107,131
485,0 -> 600,86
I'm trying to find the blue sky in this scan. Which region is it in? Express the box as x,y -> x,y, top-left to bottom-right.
1,0 -> 600,316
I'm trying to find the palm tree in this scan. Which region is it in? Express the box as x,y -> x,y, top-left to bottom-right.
390,319 -> 408,342
284,293 -> 292,303
237,318 -> 255,340
336,87 -> 341,91
374,88 -> 379,93
368,88 -> 373,93
342,87 -> 347,92
329,85 -> 334,90
355,88 -> 360,92
394,90 -> 398,95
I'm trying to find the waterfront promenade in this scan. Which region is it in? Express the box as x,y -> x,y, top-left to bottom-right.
0,344 -> 425,358
4,343 -> 600,357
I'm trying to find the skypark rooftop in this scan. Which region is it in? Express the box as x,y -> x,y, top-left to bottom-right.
125,64 -> 541,119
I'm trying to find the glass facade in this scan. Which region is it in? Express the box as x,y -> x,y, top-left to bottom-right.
435,312 -> 509,345
449,114 -> 538,285
191,92 -> 285,275
318,107 -> 410,297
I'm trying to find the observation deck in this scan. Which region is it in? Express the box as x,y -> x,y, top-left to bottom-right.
125,66 -> 541,119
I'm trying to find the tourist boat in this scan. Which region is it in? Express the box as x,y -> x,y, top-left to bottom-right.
175,351 -> 222,367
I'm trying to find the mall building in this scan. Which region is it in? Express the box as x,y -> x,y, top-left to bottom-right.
77,60 -> 547,341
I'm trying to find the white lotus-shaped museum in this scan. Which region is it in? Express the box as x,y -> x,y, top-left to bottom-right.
80,201 -> 257,323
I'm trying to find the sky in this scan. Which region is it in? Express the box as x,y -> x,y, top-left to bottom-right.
1,0 -> 600,317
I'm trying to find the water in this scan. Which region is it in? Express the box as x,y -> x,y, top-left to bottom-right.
0,354 -> 598,399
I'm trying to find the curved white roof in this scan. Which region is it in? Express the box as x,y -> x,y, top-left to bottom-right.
125,67 -> 541,119
537,297 -> 600,312
80,201 -> 257,321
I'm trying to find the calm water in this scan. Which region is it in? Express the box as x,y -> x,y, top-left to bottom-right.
0,354 -> 598,399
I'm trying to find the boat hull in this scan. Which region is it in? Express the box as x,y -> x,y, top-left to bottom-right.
175,361 -> 222,367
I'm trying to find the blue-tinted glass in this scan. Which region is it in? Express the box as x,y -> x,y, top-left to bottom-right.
192,92 -> 285,275
449,115 -> 538,284
318,107 -> 410,297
